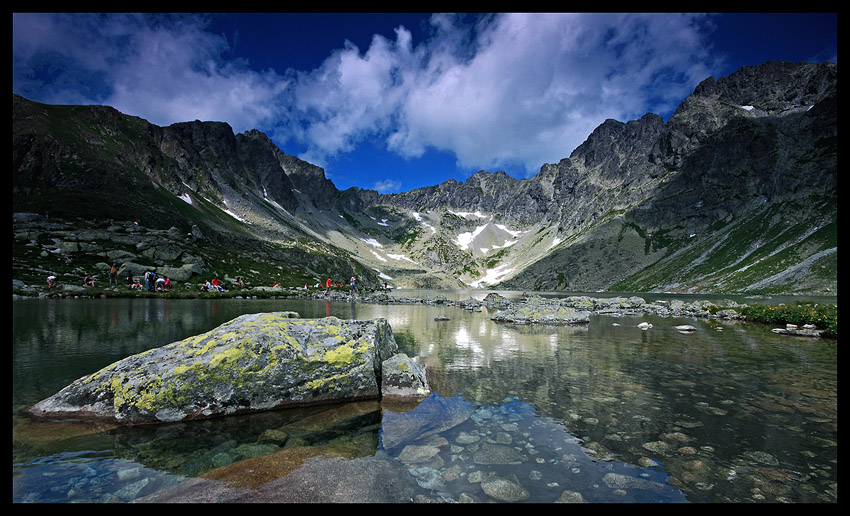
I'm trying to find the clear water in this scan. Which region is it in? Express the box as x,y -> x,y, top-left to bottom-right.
12,293 -> 838,503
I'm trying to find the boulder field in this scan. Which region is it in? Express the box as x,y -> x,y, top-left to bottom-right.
27,312 -> 429,425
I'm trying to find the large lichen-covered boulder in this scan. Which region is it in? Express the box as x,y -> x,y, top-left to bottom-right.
28,312 -> 426,425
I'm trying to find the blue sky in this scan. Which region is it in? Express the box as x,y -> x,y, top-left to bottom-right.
12,12 -> 837,194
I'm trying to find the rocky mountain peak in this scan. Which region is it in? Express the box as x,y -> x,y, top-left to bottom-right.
12,61 -> 837,294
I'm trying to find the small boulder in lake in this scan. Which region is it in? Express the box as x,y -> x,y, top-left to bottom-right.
27,312 -> 429,425
491,300 -> 590,325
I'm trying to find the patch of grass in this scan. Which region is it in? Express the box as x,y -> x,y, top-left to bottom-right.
709,302 -> 837,338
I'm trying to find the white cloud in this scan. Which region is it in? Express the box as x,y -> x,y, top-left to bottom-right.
372,179 -> 402,193
13,13 -> 287,132
284,13 -> 717,175
13,13 -> 719,177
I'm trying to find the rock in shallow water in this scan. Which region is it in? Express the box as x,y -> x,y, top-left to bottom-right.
27,312 -> 428,424
491,303 -> 590,325
481,476 -> 530,502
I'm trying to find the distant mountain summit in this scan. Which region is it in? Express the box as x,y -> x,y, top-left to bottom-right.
12,61 -> 837,294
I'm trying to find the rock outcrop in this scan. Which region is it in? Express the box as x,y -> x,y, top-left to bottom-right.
490,295 -> 732,325
27,312 -> 429,425
490,298 -> 591,325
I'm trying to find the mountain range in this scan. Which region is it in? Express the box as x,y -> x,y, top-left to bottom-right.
12,60 -> 837,295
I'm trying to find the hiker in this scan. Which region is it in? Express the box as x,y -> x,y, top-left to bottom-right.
109,264 -> 118,284
236,277 -> 244,288
126,270 -> 134,287
163,276 -> 172,291
47,275 -> 57,289
155,276 -> 166,291
325,277 -> 332,296
83,273 -> 96,287
349,274 -> 357,295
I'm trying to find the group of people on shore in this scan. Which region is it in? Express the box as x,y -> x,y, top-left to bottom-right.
45,266 -> 170,292
44,272 -> 99,289
199,278 -> 226,292
46,269 -> 384,295
129,269 -> 172,292
320,276 -> 356,296
314,275 -> 359,296
318,275 -> 369,296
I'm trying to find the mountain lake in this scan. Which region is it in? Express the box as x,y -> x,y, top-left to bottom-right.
12,290 -> 837,503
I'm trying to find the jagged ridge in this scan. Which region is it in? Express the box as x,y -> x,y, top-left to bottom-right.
12,61 -> 837,294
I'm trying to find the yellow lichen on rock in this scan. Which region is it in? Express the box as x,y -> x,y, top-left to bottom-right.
26,312 -> 425,425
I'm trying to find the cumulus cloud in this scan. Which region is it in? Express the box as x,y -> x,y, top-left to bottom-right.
12,13 -> 287,131
13,12 -> 719,177
281,13 -> 717,175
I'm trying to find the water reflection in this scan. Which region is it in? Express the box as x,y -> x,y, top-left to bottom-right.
12,297 -> 837,503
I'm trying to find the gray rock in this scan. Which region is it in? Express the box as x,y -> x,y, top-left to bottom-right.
772,327 -> 823,337
398,444 -> 441,464
56,241 -> 79,254
155,263 -> 201,282
602,472 -> 668,492
380,394 -> 475,451
136,454 -> 416,503
473,443 -> 525,465
483,292 -> 512,308
491,302 -> 590,325
191,225 -> 204,240
556,490 -> 587,503
381,353 -> 430,399
481,476 -> 530,502
27,313 -> 424,425
143,243 -> 183,261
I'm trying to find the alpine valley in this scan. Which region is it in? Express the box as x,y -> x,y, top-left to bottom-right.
12,61 -> 837,295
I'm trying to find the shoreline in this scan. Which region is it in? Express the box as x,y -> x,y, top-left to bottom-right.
13,287 -> 837,339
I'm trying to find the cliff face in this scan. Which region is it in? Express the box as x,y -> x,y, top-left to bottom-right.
497,63 -> 836,293
12,61 -> 838,294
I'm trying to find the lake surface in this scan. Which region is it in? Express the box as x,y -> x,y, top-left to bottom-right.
12,291 -> 838,503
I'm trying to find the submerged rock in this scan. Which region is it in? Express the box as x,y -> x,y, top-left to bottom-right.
481,475 -> 530,502
27,312 -> 428,424
379,393 -> 476,451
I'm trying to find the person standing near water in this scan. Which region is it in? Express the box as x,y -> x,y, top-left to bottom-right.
349,274 -> 357,296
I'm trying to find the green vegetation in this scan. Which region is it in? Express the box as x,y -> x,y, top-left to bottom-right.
612,199 -> 837,294
485,247 -> 510,269
708,301 -> 837,338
